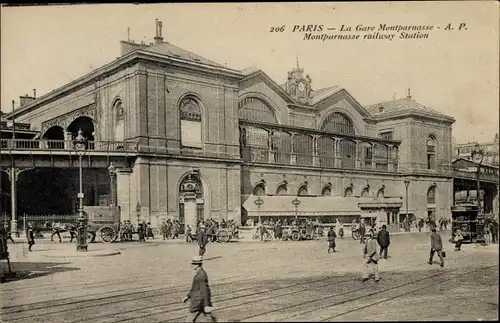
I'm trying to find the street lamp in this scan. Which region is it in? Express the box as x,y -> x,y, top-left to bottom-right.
108,163 -> 116,206
292,197 -> 301,221
74,129 -> 88,252
471,142 -> 485,244
254,196 -> 264,225
404,180 -> 410,232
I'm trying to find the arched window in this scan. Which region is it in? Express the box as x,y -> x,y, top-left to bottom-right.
180,97 -> 202,148
297,186 -> 308,196
318,136 -> 335,167
322,186 -> 332,196
239,97 -> 277,124
427,136 -> 436,170
361,187 -> 370,197
276,184 -> 287,195
253,184 -> 265,196
320,112 -> 355,135
114,100 -> 125,142
427,186 -> 436,204
377,188 -> 384,198
344,187 -> 353,197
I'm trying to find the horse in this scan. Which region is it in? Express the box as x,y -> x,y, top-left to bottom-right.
51,222 -> 77,243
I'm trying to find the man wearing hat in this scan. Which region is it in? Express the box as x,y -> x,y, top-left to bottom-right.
198,223 -> 209,257
182,255 -> 216,322
377,225 -> 390,259
362,230 -> 380,282
27,223 -> 35,252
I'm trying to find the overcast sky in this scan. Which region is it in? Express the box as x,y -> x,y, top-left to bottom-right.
1,2 -> 498,143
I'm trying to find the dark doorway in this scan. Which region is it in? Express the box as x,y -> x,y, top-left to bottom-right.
67,116 -> 95,149
42,126 -> 65,149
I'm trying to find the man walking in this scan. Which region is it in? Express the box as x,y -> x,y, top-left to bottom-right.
362,230 -> 380,282
327,226 -> 337,253
377,225 -> 390,259
27,223 -> 35,252
428,228 -> 444,267
198,224 -> 209,257
182,256 -> 216,322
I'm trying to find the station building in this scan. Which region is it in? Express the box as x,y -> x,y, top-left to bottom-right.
2,20 -> 456,231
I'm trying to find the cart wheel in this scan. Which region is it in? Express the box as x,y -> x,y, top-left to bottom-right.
299,228 -> 307,239
291,231 -> 300,241
100,226 -> 117,243
86,232 -> 96,243
217,230 -> 230,243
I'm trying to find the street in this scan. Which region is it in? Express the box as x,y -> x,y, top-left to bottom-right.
1,232 -> 498,322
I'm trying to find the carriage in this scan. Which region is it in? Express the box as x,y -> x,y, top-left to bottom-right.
216,225 -> 240,243
282,219 -> 319,241
83,206 -> 121,243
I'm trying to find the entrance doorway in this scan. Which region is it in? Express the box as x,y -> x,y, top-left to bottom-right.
179,174 -> 204,233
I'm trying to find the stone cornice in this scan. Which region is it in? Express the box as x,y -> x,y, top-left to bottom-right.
371,109 -> 455,125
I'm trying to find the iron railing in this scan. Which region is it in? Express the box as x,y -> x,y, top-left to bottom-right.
1,213 -> 80,232
0,139 -> 139,152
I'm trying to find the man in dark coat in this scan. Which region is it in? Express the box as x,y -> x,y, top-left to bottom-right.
377,225 -> 390,259
359,221 -> 366,244
182,256 -> 216,322
327,227 -> 337,253
27,223 -> 35,251
428,228 -> 444,267
198,224 -> 209,257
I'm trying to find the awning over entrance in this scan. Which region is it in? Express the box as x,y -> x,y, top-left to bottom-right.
243,196 -> 361,217
358,197 -> 403,209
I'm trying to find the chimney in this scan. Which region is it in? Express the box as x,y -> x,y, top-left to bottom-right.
154,18 -> 164,45
19,93 -> 35,107
33,89 -> 36,99
407,88 -> 412,100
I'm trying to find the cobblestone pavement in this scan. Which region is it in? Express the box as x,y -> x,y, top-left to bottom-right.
1,232 -> 498,322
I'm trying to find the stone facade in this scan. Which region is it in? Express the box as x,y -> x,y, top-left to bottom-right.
8,21 -> 456,227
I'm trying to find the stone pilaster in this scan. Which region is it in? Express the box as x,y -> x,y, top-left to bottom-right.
116,168 -> 132,222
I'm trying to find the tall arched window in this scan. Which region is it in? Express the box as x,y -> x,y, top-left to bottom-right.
427,136 -> 436,170
320,112 -> 356,135
180,97 -> 202,148
114,100 -> 125,142
321,113 -> 356,169
276,184 -> 287,195
297,185 -> 308,196
361,187 -> 370,197
377,188 -> 385,198
253,183 -> 265,196
427,186 -> 436,204
239,97 -> 277,124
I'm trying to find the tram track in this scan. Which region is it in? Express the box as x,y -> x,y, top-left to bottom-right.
2,246 -> 367,320
159,260 -> 461,323
92,256 -> 461,323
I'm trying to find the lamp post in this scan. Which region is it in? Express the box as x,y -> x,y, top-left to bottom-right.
292,197 -> 301,221
254,197 -> 264,225
471,142 -> 485,244
108,163 -> 116,206
74,129 -> 88,252
404,180 -> 410,232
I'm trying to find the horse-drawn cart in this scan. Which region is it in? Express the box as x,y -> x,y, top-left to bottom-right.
216,226 -> 239,243
83,206 -> 121,243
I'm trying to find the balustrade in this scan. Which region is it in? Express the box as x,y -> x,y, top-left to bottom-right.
0,139 -> 138,153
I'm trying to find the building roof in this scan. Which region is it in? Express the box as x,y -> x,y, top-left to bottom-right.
366,96 -> 449,118
142,42 -> 226,69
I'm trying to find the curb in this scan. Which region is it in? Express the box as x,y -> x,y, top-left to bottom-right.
42,250 -> 122,258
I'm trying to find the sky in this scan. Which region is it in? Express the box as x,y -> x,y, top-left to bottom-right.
1,2 -> 498,144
